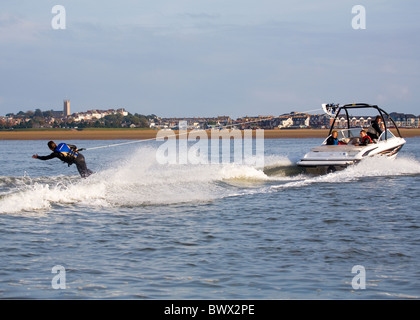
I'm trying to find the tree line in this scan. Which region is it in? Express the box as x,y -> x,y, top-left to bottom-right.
1,109 -> 157,129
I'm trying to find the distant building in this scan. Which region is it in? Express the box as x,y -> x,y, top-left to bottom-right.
291,114 -> 310,128
51,110 -> 64,118
64,99 -> 70,117
389,112 -> 416,128
71,108 -> 129,123
308,114 -> 329,129
278,117 -> 293,128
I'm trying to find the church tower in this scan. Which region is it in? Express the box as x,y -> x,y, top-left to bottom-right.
63,99 -> 70,117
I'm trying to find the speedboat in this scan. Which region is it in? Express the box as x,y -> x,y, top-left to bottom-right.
297,103 -> 406,174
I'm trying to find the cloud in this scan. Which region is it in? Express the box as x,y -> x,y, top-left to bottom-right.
179,12 -> 221,20
0,14 -> 47,43
377,84 -> 411,104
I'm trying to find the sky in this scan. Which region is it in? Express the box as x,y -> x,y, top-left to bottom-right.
0,0 -> 419,118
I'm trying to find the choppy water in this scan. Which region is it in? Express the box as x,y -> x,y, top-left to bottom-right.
0,138 -> 420,299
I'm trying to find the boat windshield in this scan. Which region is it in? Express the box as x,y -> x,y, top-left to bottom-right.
323,128 -> 363,145
323,128 -> 397,145
336,128 -> 362,140
378,129 -> 396,142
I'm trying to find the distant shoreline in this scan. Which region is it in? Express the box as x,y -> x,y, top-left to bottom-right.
1,128 -> 420,140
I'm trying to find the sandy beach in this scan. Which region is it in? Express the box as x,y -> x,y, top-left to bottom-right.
1,128 -> 419,140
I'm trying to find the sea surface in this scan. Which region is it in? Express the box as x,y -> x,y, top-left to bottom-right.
0,137 -> 420,299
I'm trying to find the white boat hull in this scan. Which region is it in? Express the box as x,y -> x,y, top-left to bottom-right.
297,137 -> 405,174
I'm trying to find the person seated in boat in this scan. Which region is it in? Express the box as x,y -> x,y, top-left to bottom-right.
326,130 -> 339,145
357,130 -> 373,146
367,115 -> 384,141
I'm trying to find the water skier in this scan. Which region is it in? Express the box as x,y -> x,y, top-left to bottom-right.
32,141 -> 93,178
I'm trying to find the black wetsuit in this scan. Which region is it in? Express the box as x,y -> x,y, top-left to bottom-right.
326,136 -> 339,145
37,144 -> 93,178
367,121 -> 383,140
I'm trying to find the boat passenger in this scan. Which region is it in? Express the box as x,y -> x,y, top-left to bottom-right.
358,130 -> 373,146
326,130 -> 339,145
367,116 -> 384,140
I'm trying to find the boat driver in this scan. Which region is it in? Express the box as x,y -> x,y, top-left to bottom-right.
358,130 -> 373,146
